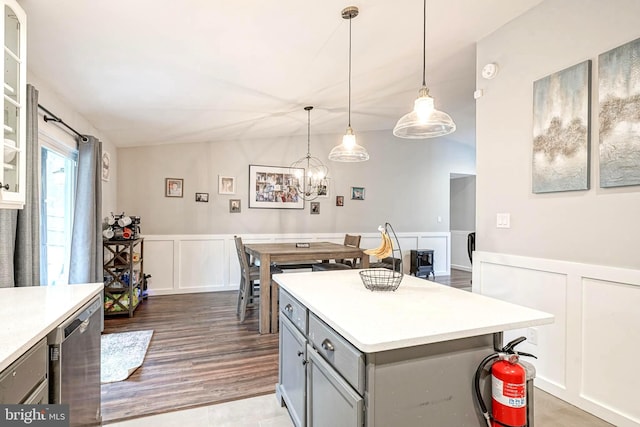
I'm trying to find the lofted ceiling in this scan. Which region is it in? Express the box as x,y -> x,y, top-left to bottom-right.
20,0 -> 543,148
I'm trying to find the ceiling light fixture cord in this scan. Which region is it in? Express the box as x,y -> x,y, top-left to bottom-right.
422,0 -> 426,87
348,13 -> 352,127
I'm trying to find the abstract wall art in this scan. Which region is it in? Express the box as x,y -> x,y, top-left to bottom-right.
532,60 -> 591,193
598,37 -> 640,188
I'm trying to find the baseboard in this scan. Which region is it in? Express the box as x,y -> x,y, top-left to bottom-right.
451,264 -> 472,272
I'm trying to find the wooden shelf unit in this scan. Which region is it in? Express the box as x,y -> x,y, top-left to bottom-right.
103,238 -> 144,317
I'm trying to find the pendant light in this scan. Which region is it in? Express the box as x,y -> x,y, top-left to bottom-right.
329,6 -> 369,162
290,106 -> 329,201
393,0 -> 456,139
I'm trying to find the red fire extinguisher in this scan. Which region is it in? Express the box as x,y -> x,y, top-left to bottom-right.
473,336 -> 536,427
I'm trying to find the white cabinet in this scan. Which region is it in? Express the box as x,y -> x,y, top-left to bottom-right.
0,0 -> 26,209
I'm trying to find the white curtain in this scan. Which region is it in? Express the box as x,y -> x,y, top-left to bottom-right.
68,135 -> 102,283
0,84 -> 40,287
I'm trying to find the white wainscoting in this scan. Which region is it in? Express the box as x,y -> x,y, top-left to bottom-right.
450,230 -> 473,271
473,251 -> 640,427
142,231 -> 450,296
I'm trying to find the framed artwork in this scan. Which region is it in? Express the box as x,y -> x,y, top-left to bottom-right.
219,176 -> 236,194
317,182 -> 329,198
310,202 -> 320,214
101,151 -> 111,182
165,178 -> 184,198
599,37 -> 640,188
532,60 -> 591,193
195,192 -> 209,202
351,187 -> 365,200
230,199 -> 241,213
249,164 -> 304,209
336,195 -> 344,206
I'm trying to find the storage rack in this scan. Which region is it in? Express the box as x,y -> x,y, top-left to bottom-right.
103,238 -> 144,317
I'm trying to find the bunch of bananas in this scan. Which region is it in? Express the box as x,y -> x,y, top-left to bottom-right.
364,231 -> 393,259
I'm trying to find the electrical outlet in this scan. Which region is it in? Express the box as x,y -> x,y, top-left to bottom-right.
527,328 -> 538,345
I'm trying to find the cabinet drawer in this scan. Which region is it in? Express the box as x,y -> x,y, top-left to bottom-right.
280,289 -> 307,333
0,338 -> 48,404
308,313 -> 365,395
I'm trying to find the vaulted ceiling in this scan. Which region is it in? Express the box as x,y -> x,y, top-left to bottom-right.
21,0 -> 543,148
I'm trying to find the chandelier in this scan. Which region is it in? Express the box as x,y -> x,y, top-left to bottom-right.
393,0 -> 456,138
290,106 -> 329,201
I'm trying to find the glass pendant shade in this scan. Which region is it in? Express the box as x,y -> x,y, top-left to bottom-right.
329,6 -> 369,162
393,0 -> 456,139
328,126 -> 370,162
393,87 -> 456,138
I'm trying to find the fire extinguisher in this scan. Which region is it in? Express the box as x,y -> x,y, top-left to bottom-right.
473,336 -> 536,427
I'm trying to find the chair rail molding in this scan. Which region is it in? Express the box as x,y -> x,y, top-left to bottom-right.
141,231 -> 450,296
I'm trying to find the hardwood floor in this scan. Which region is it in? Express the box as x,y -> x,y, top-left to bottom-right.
100,270 -> 471,423
101,292 -> 278,423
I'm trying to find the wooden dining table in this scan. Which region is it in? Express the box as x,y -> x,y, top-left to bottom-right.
243,241 -> 369,334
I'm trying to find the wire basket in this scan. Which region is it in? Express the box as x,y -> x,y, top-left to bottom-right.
359,223 -> 404,291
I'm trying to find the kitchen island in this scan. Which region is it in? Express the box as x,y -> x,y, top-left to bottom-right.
274,270 -> 553,427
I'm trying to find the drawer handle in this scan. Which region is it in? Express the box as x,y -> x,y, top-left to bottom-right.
321,339 -> 335,352
0,183 -> 9,190
297,351 -> 304,357
284,304 -> 293,313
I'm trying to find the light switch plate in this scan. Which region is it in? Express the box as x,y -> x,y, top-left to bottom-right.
496,213 -> 511,228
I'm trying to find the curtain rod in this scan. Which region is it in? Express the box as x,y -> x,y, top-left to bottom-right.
37,104 -> 89,142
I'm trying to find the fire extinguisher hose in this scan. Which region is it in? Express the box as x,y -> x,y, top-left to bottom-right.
474,352 -> 499,427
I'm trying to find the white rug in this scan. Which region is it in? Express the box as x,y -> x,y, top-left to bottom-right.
101,330 -> 154,384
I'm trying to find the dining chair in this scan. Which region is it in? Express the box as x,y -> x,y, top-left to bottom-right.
234,236 -> 282,323
312,234 -> 362,271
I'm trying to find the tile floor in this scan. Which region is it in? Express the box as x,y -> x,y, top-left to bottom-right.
108,389 -> 613,427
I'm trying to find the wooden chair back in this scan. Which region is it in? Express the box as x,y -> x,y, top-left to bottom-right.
338,234 -> 361,266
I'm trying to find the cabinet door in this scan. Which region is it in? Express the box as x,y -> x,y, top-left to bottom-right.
279,316 -> 306,427
306,345 -> 364,427
0,0 -> 26,209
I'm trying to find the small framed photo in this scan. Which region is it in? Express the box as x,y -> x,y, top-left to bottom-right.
310,202 -> 320,215
336,195 -> 344,206
219,176 -> 236,194
195,192 -> 209,202
351,187 -> 365,200
165,178 -> 184,198
101,151 -> 111,182
230,199 -> 241,213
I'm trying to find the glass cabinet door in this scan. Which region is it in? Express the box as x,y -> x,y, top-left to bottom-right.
1,0 -> 26,209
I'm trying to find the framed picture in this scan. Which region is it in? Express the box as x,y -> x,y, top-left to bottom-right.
599,37 -> 640,188
165,178 -> 184,198
336,195 -> 344,206
532,60 -> 591,193
310,202 -> 320,215
351,187 -> 365,200
317,181 -> 329,198
101,151 -> 111,182
230,199 -> 241,213
195,192 -> 209,202
219,176 -> 236,194
249,164 -> 304,209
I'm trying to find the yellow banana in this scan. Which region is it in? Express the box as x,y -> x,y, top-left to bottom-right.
364,231 -> 393,259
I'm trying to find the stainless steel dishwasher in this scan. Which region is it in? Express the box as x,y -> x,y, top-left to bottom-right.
48,295 -> 102,426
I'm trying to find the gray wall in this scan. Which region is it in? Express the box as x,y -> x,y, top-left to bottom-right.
476,0 -> 640,269
117,130 -> 476,235
450,176 -> 475,231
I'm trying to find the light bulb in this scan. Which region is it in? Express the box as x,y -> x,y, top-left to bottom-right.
414,95 -> 434,122
342,126 -> 356,149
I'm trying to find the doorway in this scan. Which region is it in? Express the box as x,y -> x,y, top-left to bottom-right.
449,174 -> 475,272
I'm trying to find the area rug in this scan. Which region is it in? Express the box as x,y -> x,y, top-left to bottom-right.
101,330 -> 154,383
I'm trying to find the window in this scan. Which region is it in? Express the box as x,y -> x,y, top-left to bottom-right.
40,141 -> 77,286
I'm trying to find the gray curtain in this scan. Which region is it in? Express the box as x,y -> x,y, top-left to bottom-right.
0,84 -> 40,287
68,135 -> 102,283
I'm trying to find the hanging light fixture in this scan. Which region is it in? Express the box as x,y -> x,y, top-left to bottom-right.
329,6 -> 369,162
290,106 -> 329,201
393,0 -> 456,139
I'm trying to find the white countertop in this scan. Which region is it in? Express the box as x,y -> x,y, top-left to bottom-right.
274,270 -> 554,353
0,283 -> 103,371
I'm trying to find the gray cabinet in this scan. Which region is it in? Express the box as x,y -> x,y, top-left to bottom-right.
0,338 -> 48,404
278,315 -> 306,427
